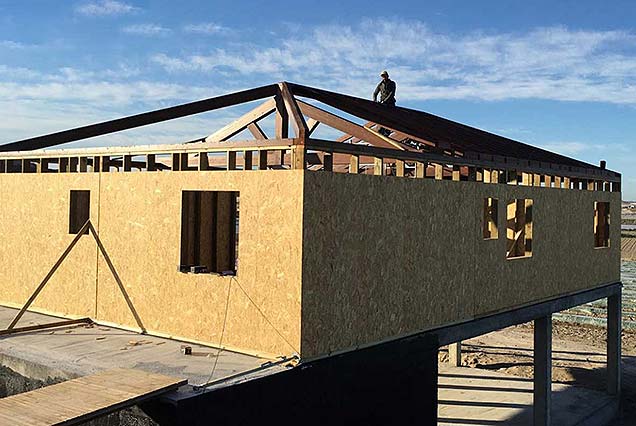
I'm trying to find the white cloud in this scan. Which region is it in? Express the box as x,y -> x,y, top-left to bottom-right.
183,22 -> 229,35
122,23 -> 171,36
0,40 -> 28,49
76,0 -> 138,16
151,20 -> 636,105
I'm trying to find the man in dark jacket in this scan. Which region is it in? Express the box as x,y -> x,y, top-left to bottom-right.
373,70 -> 396,106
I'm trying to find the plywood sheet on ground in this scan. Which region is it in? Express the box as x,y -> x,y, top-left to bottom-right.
0,368 -> 186,426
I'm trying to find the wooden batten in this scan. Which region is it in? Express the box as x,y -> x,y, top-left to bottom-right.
415,162 -> 425,178
555,176 -> 562,188
434,163 -> 443,180
274,93 -> 290,140
533,174 -> 541,187
349,155 -> 359,174
396,159 -> 405,177
374,157 -> 384,176
544,175 -> 552,188
452,165 -> 461,181
291,145 -> 305,170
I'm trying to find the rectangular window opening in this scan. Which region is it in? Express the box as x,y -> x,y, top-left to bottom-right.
594,201 -> 610,248
180,191 -> 239,275
483,198 -> 499,240
69,190 -> 90,234
506,199 -> 533,259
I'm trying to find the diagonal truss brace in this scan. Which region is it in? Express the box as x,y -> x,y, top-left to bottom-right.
205,98 -> 276,142
295,99 -> 406,151
4,220 -> 146,334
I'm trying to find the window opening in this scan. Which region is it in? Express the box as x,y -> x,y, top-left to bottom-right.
69,190 -> 90,234
594,202 -> 610,248
483,198 -> 499,240
180,191 -> 239,275
506,199 -> 532,259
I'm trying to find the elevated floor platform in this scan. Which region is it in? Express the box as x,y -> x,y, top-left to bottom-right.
0,306 -> 285,385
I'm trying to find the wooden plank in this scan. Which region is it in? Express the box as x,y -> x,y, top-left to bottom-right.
434,163 -> 443,180
374,157 -> 384,176
0,84 -> 278,152
0,138 -> 298,159
290,145 -> 305,170
349,155 -> 359,174
306,118 -> 320,136
415,162 -> 425,178
0,318 -> 91,336
297,100 -> 405,151
452,165 -> 461,181
278,82 -> 308,140
0,368 -> 186,426
274,94 -> 289,139
396,159 -> 405,177
205,98 -> 276,143
247,122 -> 267,140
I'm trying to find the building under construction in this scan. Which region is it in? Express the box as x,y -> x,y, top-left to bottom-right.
0,82 -> 623,425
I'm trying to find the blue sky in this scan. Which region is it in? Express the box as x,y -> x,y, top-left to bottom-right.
0,0 -> 635,199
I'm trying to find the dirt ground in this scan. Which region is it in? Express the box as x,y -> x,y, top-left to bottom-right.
440,321 -> 636,424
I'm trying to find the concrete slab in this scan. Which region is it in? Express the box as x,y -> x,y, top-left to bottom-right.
0,306 -> 283,386
439,365 -> 618,425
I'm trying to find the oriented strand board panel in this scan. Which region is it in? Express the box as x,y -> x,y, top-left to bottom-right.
471,184 -> 620,317
95,170 -> 303,356
301,172 -> 477,357
300,172 -> 620,358
0,174 -> 100,321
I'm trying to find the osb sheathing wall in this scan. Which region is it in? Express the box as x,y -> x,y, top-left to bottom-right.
0,174 -> 100,319
300,172 -> 620,358
0,171 -> 304,357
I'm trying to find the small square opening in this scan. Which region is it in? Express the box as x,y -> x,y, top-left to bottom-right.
69,190 -> 90,234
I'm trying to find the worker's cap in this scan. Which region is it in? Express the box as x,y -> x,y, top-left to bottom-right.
379,70 -> 389,77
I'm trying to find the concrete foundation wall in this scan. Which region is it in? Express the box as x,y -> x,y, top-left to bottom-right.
300,172 -> 620,358
0,171 -> 304,357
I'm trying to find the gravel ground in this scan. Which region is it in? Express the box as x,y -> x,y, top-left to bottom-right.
441,321 -> 636,425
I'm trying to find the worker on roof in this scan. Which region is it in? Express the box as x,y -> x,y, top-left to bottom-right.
373,70 -> 396,106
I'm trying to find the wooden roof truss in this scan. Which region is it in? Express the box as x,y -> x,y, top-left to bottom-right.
0,81 -> 620,191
